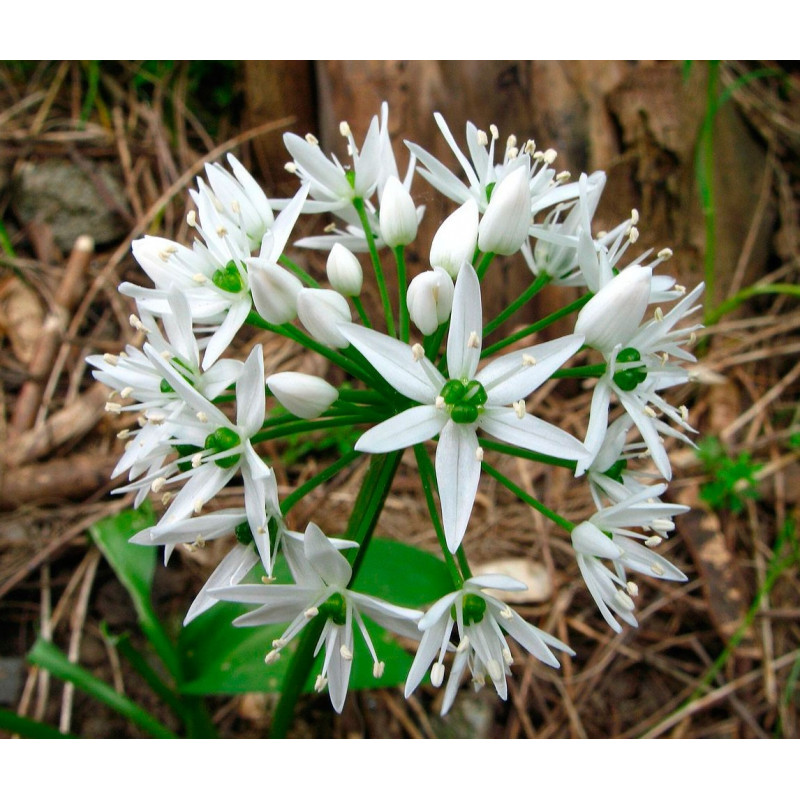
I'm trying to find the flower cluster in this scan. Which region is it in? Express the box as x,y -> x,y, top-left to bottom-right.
92,102 -> 702,717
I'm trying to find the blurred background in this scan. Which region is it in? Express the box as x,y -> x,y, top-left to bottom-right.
0,60 -> 798,738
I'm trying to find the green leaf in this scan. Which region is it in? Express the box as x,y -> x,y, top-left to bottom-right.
0,708 -> 75,739
178,538 -> 452,695
89,504 -> 180,678
28,638 -> 176,739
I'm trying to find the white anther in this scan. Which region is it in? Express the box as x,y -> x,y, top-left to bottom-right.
128,314 -> 149,332
654,307 -> 664,321
148,411 -> 166,425
324,222 -> 337,233
645,535 -> 662,548
467,331 -> 480,349
314,674 -> 328,692
103,353 -> 119,365
261,575 -> 276,584
456,635 -> 470,654
105,402 -> 123,414
499,605 -> 513,620
506,147 -> 519,159
264,650 -> 281,665
230,200 -> 240,215
628,227 -> 640,244
650,519 -> 674,533
372,661 -> 385,679
506,134 -> 517,149
475,446 -> 484,462
626,581 -> 639,597
674,284 -> 686,294
644,406 -> 657,418
151,477 -> 167,493
339,121 -> 351,137
192,273 -> 207,284
160,492 -> 174,505
502,647 -> 513,665
411,343 -> 425,362
191,453 -> 204,469
658,247 -> 673,260
615,589 -> 636,611
522,354 -> 537,366
473,673 -> 486,689
120,386 -> 134,399
116,429 -> 131,439
650,562 -> 665,576
435,395 -> 445,410
256,525 -> 266,536
660,352 -> 670,365
524,139 -> 536,154
196,411 -> 208,423
431,663 -> 445,687
556,170 -> 571,182
477,129 -> 488,146
689,332 -> 697,346
186,210 -> 197,227
304,607 -> 319,619
284,161 -> 297,174
339,644 -> 353,661
543,148 -> 557,164
631,209 -> 640,225
272,638 -> 286,649
513,400 -> 525,419
487,659 -> 503,681
305,132 -> 319,146
193,535 -> 206,549
215,225 -> 228,238
193,499 -> 204,514
489,124 -> 499,140
679,405 -> 689,421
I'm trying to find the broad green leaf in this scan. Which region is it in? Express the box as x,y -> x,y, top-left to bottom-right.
178,538 -> 453,695
0,708 -> 75,739
89,504 -> 179,678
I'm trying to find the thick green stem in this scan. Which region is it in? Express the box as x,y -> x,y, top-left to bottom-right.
482,462 -> 575,532
352,295 -> 372,328
279,449 -> 363,515
477,438 -> 578,470
268,451 -> 403,737
476,251 -> 495,281
483,273 -> 550,337
353,198 -> 396,337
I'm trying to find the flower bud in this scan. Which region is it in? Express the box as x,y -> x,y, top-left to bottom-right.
249,259 -> 303,325
478,166 -> 531,256
430,198 -> 479,278
326,243 -> 363,296
267,372 -> 339,419
574,265 -> 652,353
297,288 -> 352,349
379,175 -> 418,247
406,268 -> 454,335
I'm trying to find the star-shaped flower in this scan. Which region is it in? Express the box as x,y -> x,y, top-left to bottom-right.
340,263 -> 587,552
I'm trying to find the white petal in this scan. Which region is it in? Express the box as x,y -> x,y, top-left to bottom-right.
480,407 -> 588,461
304,522 -> 352,589
339,323 -> 443,404
436,421 -> 481,552
447,263 -> 482,381
236,345 -> 266,436
201,297 -> 252,370
355,405 -> 446,453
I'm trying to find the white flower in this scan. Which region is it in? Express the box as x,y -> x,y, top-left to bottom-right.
572,483 -> 689,632
326,243 -> 363,296
379,175 -> 418,247
211,522 -> 422,713
405,576 -> 573,715
406,268 -> 454,336
478,166 -> 532,256
118,344 -> 277,572
340,263 -> 587,551
197,154 -> 275,249
267,372 -> 339,419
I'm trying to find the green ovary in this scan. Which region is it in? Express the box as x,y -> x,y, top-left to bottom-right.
204,426 -> 241,469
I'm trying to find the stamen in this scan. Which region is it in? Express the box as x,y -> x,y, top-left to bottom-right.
487,659 -> 503,681
192,273 -> 207,284
499,605 -> 513,620
186,210 -> 197,227
264,650 -> 281,665
616,589 -> 635,610
193,499 -> 204,514
411,343 -> 425,362
191,453 -> 204,469
305,133 -> 319,146
542,148 -> 557,164
467,331 -> 480,349
654,307 -> 664,321
629,227 -> 640,243
151,477 -> 167,493
314,674 -> 328,692
116,429 -> 131,439
513,400 -> 525,419
261,575 -> 276,584
196,411 -> 208,423
645,535 -> 662,548
644,406 -> 657,418
339,121 -> 351,137
324,222 -> 337,233
521,354 -> 537,366
506,134 -> 517,150
284,161 -> 297,174
679,405 -> 689,421
502,647 -> 513,665
339,644 -> 353,661
489,124 -> 499,141
627,581 -> 639,597
477,129 -> 488,147
304,607 -> 319,619
272,638 -> 286,649
120,386 -> 134,399
435,395 -> 445,410
431,662 -> 445,687
105,402 -> 122,414
456,635 -> 470,654
650,562 -> 665,576
475,446 -> 484,462
631,209 -> 640,225
372,661 -> 385,679
129,314 -> 150,333
658,247 -> 673,260
103,353 -> 119,365
556,170 -> 571,182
